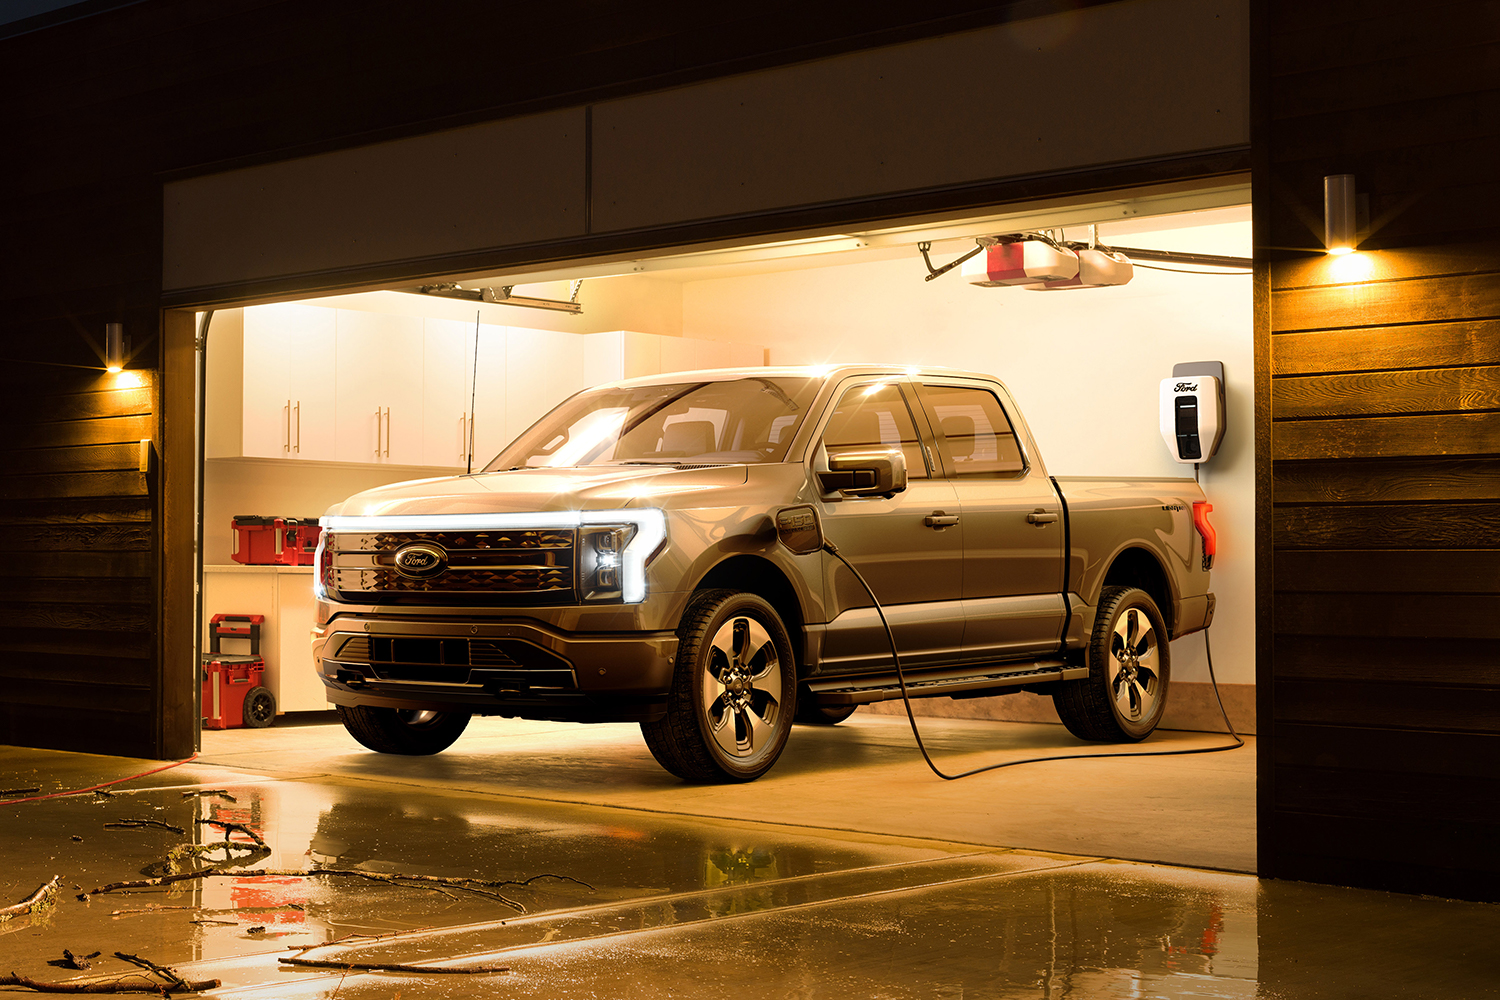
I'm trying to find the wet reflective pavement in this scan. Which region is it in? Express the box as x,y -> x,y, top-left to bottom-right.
3,716 -> 1496,998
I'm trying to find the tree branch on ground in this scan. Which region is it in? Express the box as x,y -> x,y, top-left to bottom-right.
103,821 -> 186,835
279,958 -> 510,975
1,877 -> 60,921
0,972 -> 219,994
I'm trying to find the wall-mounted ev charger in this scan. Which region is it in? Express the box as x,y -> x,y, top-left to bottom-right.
1160,361 -> 1226,464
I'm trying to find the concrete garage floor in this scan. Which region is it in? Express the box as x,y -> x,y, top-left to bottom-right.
2,714 -> 1496,998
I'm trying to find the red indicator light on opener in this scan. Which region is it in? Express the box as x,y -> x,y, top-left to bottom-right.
1193,501 -> 1216,567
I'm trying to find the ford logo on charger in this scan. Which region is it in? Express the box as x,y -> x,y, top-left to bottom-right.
393,543 -> 447,579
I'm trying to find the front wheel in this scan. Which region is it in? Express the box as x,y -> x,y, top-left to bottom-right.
641,590 -> 797,782
1053,586 -> 1170,742
336,704 -> 470,755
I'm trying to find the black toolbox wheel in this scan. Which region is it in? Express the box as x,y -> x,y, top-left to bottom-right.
242,686 -> 277,729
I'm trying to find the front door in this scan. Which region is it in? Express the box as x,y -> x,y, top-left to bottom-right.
814,379 -> 963,673
913,380 -> 1067,660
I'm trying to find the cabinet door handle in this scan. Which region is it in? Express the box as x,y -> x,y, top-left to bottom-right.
1027,509 -> 1058,525
284,400 -> 291,452
375,406 -> 383,457
384,407 -> 391,457
294,401 -> 300,453
459,413 -> 467,462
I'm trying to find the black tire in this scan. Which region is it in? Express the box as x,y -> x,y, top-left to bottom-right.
1053,586 -> 1170,742
795,700 -> 857,725
640,589 -> 797,782
336,704 -> 470,755
242,686 -> 276,729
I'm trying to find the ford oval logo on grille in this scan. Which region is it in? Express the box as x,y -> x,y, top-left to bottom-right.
393,543 -> 447,579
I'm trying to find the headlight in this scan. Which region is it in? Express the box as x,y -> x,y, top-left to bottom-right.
579,524 -> 637,603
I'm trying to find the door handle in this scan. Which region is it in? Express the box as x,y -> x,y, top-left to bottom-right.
924,511 -> 960,528
293,401 -> 300,453
1027,509 -> 1058,525
383,407 -> 391,457
375,406 -> 383,457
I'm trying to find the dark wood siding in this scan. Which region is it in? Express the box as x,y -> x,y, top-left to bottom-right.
0,366 -> 160,756
1257,0 -> 1500,901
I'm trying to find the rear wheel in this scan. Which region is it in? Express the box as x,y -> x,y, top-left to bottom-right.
336,704 -> 470,755
1053,586 -> 1169,742
641,589 -> 797,782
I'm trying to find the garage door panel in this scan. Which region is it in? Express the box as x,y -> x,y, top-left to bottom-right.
592,0 -> 1248,231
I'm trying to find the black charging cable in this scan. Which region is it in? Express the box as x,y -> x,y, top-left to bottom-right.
820,539 -> 1243,780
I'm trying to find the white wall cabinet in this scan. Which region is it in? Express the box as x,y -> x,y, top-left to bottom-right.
208,303 -> 337,460
334,311 -> 425,465
504,327 -> 587,449
422,318 -> 478,470
469,323 -> 511,468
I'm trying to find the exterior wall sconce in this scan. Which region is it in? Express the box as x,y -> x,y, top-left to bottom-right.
105,322 -> 126,372
1324,174 -> 1358,255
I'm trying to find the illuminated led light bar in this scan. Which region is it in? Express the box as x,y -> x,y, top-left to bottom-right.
317,508 -> 667,604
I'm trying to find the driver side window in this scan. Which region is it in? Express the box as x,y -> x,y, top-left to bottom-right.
820,382 -> 929,479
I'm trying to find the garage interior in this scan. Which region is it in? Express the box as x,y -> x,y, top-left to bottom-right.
200,195 -> 1258,737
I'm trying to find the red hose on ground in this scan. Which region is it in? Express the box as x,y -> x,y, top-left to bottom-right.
0,753 -> 200,805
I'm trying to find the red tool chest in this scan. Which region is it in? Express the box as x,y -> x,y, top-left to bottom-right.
230,516 -> 321,566
202,614 -> 276,730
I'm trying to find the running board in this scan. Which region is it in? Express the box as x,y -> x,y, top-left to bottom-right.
806,660 -> 1087,706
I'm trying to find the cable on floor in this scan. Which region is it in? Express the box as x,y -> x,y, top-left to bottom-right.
0,753 -> 200,805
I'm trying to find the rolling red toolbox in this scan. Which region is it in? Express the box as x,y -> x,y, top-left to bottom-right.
230,516 -> 322,566
202,614 -> 276,730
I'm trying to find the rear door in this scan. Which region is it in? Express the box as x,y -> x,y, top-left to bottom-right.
912,380 -> 1067,660
813,378 -> 964,673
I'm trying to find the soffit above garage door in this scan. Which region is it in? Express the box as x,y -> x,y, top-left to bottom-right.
163,0 -> 1248,302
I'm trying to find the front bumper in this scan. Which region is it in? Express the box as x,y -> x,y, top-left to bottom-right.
315,613 -> 679,723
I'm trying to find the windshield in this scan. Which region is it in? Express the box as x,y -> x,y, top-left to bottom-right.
484,377 -> 820,471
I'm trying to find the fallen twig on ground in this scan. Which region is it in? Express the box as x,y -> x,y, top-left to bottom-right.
1,877 -> 60,921
79,868 -> 532,910
178,790 -> 235,803
279,957 -> 509,975
47,952 -> 100,971
103,821 -> 185,836
195,819 -> 265,849
0,972 -> 219,994
108,906 -> 193,918
0,787 -> 41,797
111,954 -> 189,993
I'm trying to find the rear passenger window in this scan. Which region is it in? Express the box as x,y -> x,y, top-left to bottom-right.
820,382 -> 930,479
921,385 -> 1025,477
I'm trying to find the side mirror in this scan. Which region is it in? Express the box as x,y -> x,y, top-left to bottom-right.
818,448 -> 908,498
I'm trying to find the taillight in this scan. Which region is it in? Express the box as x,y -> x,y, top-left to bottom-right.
1192,501 -> 1216,570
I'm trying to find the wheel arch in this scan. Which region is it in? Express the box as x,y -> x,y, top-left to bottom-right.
692,554 -> 807,672
1100,546 -> 1176,636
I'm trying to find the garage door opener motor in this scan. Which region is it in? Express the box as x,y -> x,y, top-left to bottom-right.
775,505 -> 1243,781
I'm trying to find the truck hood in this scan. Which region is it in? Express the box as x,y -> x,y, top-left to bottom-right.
326,465 -> 752,518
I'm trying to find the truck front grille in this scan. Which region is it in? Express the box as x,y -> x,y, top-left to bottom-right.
322,529 -> 576,605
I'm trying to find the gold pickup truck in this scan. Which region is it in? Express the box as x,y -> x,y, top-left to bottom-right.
313,365 -> 1216,782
